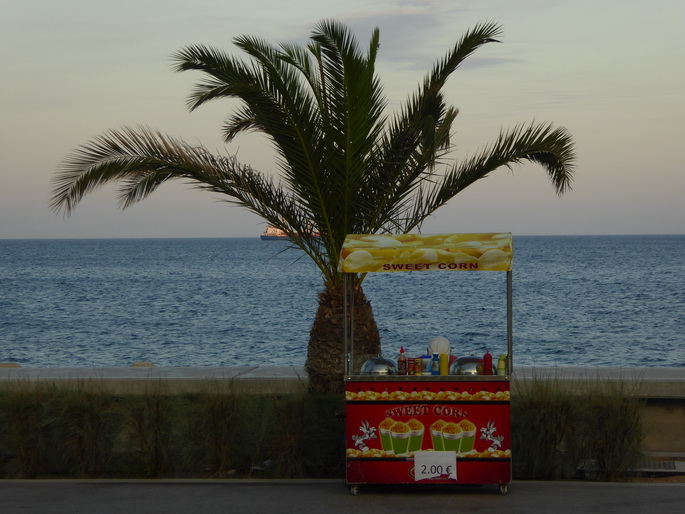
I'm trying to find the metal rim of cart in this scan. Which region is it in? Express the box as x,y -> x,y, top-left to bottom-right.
340,233 -> 514,495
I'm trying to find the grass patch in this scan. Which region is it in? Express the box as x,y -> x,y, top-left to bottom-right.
0,381 -> 345,479
1,375 -> 643,480
512,371 -> 645,481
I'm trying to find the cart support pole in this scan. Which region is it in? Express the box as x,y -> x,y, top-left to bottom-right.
343,274 -> 355,377
506,270 -> 513,374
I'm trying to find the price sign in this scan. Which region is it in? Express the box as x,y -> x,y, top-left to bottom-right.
413,451 -> 457,481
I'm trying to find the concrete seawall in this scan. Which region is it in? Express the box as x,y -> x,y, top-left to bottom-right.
1,365 -> 683,454
0,365 -> 309,396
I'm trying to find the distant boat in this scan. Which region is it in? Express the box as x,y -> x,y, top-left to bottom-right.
260,226 -> 289,240
260,225 -> 321,240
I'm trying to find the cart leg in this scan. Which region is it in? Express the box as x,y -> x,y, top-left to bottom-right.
349,485 -> 360,496
499,484 -> 509,495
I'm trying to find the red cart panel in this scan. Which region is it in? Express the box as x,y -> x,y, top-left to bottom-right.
345,379 -> 511,485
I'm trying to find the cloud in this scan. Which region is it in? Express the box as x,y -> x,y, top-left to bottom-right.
332,5 -> 514,76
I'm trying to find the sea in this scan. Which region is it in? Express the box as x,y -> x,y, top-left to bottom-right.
0,235 -> 683,369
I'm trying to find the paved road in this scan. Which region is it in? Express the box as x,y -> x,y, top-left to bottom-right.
2,479 -> 684,514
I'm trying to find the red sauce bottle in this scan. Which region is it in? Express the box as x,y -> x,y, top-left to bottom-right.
483,351 -> 493,375
398,346 -> 408,375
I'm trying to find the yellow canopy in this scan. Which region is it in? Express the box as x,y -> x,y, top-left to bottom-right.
339,233 -> 513,273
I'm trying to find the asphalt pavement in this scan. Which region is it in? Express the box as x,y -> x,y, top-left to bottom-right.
2,479 -> 685,514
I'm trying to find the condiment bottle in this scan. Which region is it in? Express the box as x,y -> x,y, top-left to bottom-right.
483,350 -> 493,375
497,354 -> 508,376
476,359 -> 484,375
439,353 -> 449,375
397,346 -> 408,375
422,354 -> 432,375
431,353 -> 440,375
413,358 -> 422,376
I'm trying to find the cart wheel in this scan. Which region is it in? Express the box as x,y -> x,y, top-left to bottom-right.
350,485 -> 360,496
499,484 -> 509,496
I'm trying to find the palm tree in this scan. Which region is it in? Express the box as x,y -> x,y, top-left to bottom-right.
51,20 -> 575,392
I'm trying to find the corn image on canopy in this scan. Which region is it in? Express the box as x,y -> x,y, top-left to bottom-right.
339,233 -> 512,273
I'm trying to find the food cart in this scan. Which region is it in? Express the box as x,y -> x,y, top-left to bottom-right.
341,233 -> 513,495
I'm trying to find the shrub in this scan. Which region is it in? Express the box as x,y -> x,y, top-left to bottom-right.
577,380 -> 644,481
511,373 -> 579,479
48,383 -> 123,477
0,385 -> 58,478
512,371 -> 644,481
0,376 -> 641,480
118,389 -> 179,477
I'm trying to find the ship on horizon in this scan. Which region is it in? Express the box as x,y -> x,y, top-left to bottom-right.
260,225 -> 320,240
260,226 -> 289,240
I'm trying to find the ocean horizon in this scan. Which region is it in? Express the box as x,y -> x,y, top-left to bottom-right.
1,234 -> 683,368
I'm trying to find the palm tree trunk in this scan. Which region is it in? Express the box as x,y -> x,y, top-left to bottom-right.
306,283 -> 381,392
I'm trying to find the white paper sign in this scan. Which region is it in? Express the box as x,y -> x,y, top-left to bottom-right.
413,451 -> 457,481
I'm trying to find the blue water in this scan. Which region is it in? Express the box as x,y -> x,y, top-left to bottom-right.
0,235 -> 683,368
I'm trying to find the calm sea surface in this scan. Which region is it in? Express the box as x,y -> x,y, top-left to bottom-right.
0,235 -> 683,368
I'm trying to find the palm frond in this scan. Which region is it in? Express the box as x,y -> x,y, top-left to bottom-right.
400,122 -> 576,232
53,126 -> 242,214
52,21 -> 576,288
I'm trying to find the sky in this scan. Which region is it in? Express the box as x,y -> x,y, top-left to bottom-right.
2,0 -> 684,239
